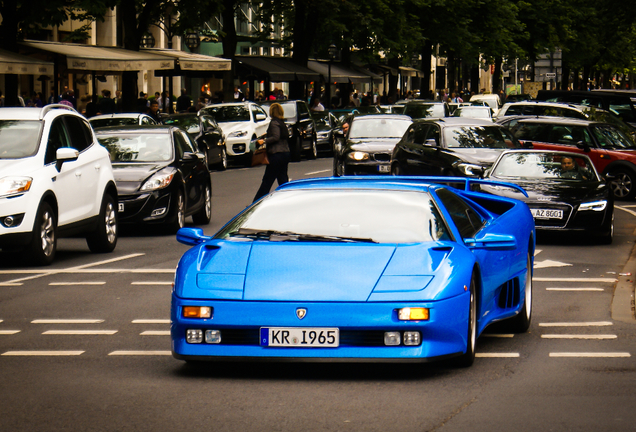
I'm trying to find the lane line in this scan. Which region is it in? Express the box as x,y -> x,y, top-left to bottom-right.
49,282 -> 106,286
0,283 -> 23,286
304,169 -> 331,176
534,249 -> 542,256
541,334 -> 617,340
546,288 -> 604,291
550,352 -> 631,358
2,351 -> 84,356
535,278 -> 616,282
616,205 -> 636,217
140,331 -> 170,336
0,330 -> 20,335
108,350 -> 171,356
476,353 -> 520,358
132,319 -> 170,324
131,282 -> 173,285
539,321 -> 613,327
482,334 -> 514,338
42,330 -> 117,335
31,319 -> 104,324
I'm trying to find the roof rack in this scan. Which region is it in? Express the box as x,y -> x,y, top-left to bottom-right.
39,104 -> 78,120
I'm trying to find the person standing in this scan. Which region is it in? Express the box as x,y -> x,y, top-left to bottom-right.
147,99 -> 162,123
252,103 -> 291,202
176,88 -> 192,112
160,91 -> 174,114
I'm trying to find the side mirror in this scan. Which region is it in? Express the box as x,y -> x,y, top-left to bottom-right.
255,113 -> 267,121
424,138 -> 438,147
177,227 -> 213,245
575,141 -> 591,152
55,147 -> 79,171
182,152 -> 198,161
520,141 -> 533,149
464,233 -> 517,250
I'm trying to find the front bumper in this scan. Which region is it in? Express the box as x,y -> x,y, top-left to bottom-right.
117,189 -> 173,225
225,137 -> 254,157
170,292 -> 469,362
343,161 -> 392,175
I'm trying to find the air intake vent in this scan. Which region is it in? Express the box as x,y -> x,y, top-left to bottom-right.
497,278 -> 520,309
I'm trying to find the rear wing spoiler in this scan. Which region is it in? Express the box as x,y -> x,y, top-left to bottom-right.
393,176 -> 529,197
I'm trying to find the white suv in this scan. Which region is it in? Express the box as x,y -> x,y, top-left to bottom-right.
0,105 -> 118,265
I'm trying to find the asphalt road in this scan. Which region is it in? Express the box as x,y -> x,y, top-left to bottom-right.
1,156 -> 635,432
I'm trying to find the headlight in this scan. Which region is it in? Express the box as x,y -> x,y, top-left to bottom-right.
579,200 -> 607,211
347,151 -> 370,161
141,171 -> 175,191
454,162 -> 484,176
228,130 -> 248,138
0,177 -> 33,198
287,125 -> 294,136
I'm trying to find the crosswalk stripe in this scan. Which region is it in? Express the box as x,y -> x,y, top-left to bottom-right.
0,330 -> 20,335
541,334 -> 617,340
31,319 -> 104,324
108,350 -> 171,356
535,278 -> 616,282
42,330 -> 117,335
539,321 -> 613,327
49,282 -> 106,286
2,350 -> 84,356
546,288 -> 604,291
132,319 -> 170,324
0,283 -> 23,286
550,352 -> 631,358
481,334 -> 514,338
131,282 -> 173,285
140,331 -> 170,336
476,353 -> 520,358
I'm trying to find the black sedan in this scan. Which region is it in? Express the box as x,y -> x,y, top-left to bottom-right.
95,126 -> 212,232
161,113 -> 227,170
481,150 -> 613,243
333,114 -> 412,176
311,111 -> 338,154
391,118 -> 523,177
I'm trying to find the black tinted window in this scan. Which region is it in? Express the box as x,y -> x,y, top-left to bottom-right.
64,116 -> 92,152
436,189 -> 484,239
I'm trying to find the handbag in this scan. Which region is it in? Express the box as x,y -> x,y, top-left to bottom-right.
251,145 -> 269,167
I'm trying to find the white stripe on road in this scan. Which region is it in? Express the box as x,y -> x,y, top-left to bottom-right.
42,330 -> 117,335
546,288 -> 604,291
0,283 -> 23,286
539,321 -> 613,327
108,351 -> 172,356
616,205 -> 636,217
140,331 -> 170,336
131,282 -> 173,285
0,330 -> 20,335
481,334 -> 514,338
31,319 -> 104,324
2,351 -> 84,356
49,282 -> 106,286
476,353 -> 520,358
550,352 -> 631,358
132,319 -> 170,324
304,169 -> 332,176
535,278 -> 616,282
541,334 -> 617,340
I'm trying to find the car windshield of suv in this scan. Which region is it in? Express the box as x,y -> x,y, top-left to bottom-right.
445,126 -> 518,149
201,106 -> 250,122
162,116 -> 200,134
402,104 -> 446,119
452,107 -> 492,119
0,120 -> 43,159
216,189 -> 450,244
591,125 -> 636,150
90,117 -> 139,128
492,152 -> 598,181
511,123 -> 596,147
97,133 -> 173,162
349,117 -> 412,139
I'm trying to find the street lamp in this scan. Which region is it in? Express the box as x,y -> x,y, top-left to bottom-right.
185,32 -> 200,51
140,33 -> 156,49
327,44 -> 339,108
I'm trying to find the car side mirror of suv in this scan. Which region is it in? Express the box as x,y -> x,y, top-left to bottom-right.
55,147 -> 79,171
575,141 -> 591,152
424,138 -> 438,147
520,141 -> 533,149
255,113 -> 267,121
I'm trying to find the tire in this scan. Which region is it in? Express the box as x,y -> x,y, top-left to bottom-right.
333,159 -> 346,177
391,163 -> 402,176
609,168 -> 636,200
192,184 -> 212,225
598,210 -> 614,245
290,136 -> 302,162
216,148 -> 227,171
306,135 -> 317,160
86,194 -> 118,253
456,272 -> 478,367
506,251 -> 533,333
27,201 -> 56,266
166,190 -> 185,233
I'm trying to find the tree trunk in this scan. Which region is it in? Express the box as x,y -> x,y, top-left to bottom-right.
447,53 -> 456,93
1,0 -> 21,106
388,57 -> 400,103
419,41 -> 432,98
221,0 -> 237,102
493,56 -> 502,95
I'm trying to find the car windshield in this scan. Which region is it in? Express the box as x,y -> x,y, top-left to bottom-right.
591,125 -> 636,149
201,106 -> 250,122
90,117 -> 139,128
402,104 -> 446,119
0,120 -> 43,159
216,189 -> 450,244
491,152 -> 598,181
445,126 -> 518,149
311,112 -> 331,128
162,116 -> 200,134
349,117 -> 412,139
97,133 -> 173,162
453,107 -> 491,119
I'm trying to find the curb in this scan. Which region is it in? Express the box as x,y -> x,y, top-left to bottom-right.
612,241 -> 636,323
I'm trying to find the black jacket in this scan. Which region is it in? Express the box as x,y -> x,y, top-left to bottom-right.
264,118 -> 290,154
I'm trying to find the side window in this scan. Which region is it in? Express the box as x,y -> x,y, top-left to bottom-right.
141,116 -> 152,125
45,118 -> 72,165
298,102 -> 310,118
413,124 -> 429,145
64,116 -> 92,152
175,130 -> 196,155
424,125 -> 440,145
436,189 -> 484,239
173,131 -> 187,159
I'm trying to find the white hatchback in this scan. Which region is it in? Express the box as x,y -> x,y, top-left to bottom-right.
0,105 -> 119,265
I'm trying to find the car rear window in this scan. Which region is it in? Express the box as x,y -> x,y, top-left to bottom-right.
444,126 -> 517,149
0,120 -> 43,159
90,117 -> 139,128
97,133 -> 173,162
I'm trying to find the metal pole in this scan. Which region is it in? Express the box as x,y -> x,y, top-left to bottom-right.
327,61 -> 332,109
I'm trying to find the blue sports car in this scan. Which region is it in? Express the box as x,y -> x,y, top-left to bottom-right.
171,176 -> 535,366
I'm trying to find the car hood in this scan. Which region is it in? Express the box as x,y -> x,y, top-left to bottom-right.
112,163 -> 168,194
448,148 -> 505,166
175,240 -> 466,302
217,121 -> 255,135
483,178 -> 606,203
0,158 -> 41,176
348,138 -> 402,153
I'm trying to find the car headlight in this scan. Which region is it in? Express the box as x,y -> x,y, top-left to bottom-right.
287,125 -> 294,136
228,130 -> 248,138
347,151 -> 370,161
453,162 -> 484,176
141,170 -> 176,191
0,177 -> 33,198
579,200 -> 607,211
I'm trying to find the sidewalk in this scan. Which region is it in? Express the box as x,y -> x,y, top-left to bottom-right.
612,240 -> 636,323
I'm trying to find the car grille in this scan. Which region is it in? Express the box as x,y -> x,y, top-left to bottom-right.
529,202 -> 573,228
372,153 -> 391,162
216,328 -> 390,347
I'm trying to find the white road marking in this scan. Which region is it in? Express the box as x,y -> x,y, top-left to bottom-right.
304,169 -> 331,176
546,288 -> 604,291
534,260 -> 572,269
131,282 -> 173,285
0,330 -> 20,335
132,319 -> 170,324
108,350 -> 172,356
541,334 -> 617,340
49,282 -> 106,286
535,277 -> 616,282
2,351 -> 84,356
140,331 -> 170,336
31,319 -> 104,324
0,283 -> 23,286
539,321 -> 613,327
476,353 -> 520,358
481,334 -> 514,338
550,352 -> 631,358
42,330 -> 117,335
534,249 -> 542,256
616,205 -> 636,217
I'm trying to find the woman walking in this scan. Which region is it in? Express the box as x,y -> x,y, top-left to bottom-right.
253,103 -> 291,202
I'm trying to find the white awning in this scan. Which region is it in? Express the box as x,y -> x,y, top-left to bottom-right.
142,48 -> 231,71
0,49 -> 53,75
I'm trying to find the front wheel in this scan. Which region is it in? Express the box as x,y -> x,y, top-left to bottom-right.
306,135 -> 317,160
86,194 -> 118,253
166,190 -> 185,233
455,272 -> 477,367
609,169 -> 636,200
26,202 -> 57,266
192,184 -> 212,225
216,148 -> 227,171
505,251 -> 533,333
598,210 -> 614,245
290,136 -> 302,162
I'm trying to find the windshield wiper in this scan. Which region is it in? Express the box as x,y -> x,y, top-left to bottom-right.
229,228 -> 377,243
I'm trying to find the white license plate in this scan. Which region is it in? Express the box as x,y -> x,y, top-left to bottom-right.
531,208 -> 563,219
118,203 -> 124,212
378,165 -> 390,173
260,327 -> 339,347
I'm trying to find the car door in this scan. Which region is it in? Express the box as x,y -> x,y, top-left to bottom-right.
251,104 -> 270,138
297,101 -> 314,148
401,123 -> 430,175
173,129 -> 204,213
200,116 -> 224,160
